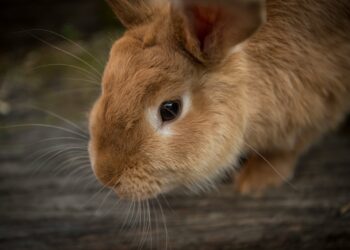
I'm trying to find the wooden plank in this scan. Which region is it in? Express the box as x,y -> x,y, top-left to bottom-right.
0,122 -> 350,250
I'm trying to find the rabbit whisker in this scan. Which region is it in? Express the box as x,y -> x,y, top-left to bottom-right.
1,124 -> 88,139
147,200 -> 153,250
24,28 -> 105,68
82,177 -> 117,208
28,106 -> 89,136
119,201 -> 134,234
29,145 -> 87,174
63,77 -> 101,86
36,136 -> 87,144
29,33 -> 102,78
32,63 -> 99,82
151,200 -> 160,250
138,201 -> 146,250
156,198 -> 168,250
243,142 -> 298,191
95,186 -> 115,215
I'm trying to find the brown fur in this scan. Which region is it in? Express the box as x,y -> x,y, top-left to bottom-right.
89,0 -> 350,200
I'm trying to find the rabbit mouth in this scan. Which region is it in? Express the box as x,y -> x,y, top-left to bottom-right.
111,168 -> 184,200
113,179 -> 163,201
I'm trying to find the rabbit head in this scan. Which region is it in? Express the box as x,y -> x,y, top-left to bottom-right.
89,0 -> 265,200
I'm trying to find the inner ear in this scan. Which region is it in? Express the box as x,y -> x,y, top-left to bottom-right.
171,0 -> 265,64
184,5 -> 221,50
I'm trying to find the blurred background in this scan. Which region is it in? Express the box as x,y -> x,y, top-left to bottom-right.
1,0 -> 118,121
1,1 -> 350,250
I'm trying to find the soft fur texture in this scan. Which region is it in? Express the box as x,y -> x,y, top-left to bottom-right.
89,0 -> 350,200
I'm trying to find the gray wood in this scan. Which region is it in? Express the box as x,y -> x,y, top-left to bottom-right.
1,119 -> 350,250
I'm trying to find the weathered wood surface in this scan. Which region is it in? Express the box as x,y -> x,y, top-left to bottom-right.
1,119 -> 350,250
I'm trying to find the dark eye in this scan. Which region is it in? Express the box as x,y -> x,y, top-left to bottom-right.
159,100 -> 182,122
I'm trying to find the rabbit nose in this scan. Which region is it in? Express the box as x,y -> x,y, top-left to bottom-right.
92,163 -> 120,188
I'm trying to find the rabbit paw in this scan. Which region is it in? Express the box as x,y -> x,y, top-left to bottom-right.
234,153 -> 296,196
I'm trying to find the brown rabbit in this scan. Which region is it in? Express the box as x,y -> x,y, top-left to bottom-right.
88,0 -> 350,200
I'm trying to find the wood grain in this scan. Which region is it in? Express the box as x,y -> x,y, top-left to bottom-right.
0,120 -> 350,250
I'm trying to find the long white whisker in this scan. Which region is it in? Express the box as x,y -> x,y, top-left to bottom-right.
42,87 -> 100,99
147,200 -> 153,250
65,167 -> 94,192
151,201 -> 160,250
26,28 -> 105,67
120,201 -> 134,233
130,199 -> 140,231
138,201 -> 147,250
59,163 -> 91,182
160,194 -> 175,217
53,156 -> 91,175
95,187 -> 114,215
156,198 -> 168,250
80,173 -> 99,190
244,142 -> 298,191
29,33 -> 102,78
36,137 -> 87,144
82,177 -> 116,208
32,64 -> 99,82
28,106 -> 88,136
28,144 -> 82,170
31,146 -> 87,175
1,124 -> 88,139
106,197 -> 123,215
63,77 -> 101,86
30,143 -> 87,156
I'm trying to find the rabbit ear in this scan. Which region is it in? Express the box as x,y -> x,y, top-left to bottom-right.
171,0 -> 265,63
107,0 -> 156,28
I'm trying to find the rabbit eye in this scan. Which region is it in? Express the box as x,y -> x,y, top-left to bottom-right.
159,100 -> 182,122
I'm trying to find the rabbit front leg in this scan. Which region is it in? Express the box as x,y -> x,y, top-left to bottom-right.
234,150 -> 299,196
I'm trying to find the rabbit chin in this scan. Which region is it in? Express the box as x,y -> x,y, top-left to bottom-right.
113,176 -> 177,201
113,182 -> 162,201
112,165 -> 233,201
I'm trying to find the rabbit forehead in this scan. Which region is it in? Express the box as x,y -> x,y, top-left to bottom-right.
101,35 -> 194,121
